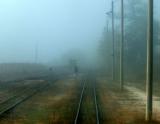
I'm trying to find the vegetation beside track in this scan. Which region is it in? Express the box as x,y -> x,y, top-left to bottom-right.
0,78 -> 80,124
97,77 -> 160,124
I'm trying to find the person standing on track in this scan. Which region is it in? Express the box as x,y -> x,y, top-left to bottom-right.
74,65 -> 78,76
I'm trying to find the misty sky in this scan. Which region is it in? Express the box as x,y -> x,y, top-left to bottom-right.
0,0 -> 112,63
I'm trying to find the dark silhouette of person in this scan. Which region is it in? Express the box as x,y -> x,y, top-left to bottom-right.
74,65 -> 78,75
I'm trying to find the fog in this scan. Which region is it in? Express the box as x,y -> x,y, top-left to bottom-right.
0,0 -> 112,64
0,1 -> 160,123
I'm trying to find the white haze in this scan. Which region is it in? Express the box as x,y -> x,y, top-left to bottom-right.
0,0 -> 112,64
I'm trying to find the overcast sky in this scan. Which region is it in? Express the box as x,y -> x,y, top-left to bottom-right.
0,0 -> 112,63
0,0 -> 159,64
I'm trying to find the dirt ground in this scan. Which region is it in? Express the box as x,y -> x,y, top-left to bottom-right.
1,76 -> 160,124
97,77 -> 160,124
0,80 -> 45,104
0,77 -> 80,124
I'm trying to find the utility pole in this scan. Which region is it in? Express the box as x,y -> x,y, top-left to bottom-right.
120,0 -> 124,90
146,0 -> 153,121
35,41 -> 39,64
107,20 -> 109,33
157,14 -> 160,82
111,1 -> 115,81
106,11 -> 112,32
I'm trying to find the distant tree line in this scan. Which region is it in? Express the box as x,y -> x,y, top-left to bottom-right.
98,0 -> 160,81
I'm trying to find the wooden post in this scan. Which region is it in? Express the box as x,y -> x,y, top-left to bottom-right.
107,20 -> 109,33
120,0 -> 124,90
35,41 -> 39,64
111,1 -> 115,81
146,0 -> 153,121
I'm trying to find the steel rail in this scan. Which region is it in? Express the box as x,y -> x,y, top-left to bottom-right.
93,80 -> 100,124
74,78 -> 100,124
0,79 -> 57,116
74,80 -> 86,124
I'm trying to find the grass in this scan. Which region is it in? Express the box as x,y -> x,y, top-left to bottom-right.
97,77 -> 160,124
0,78 -> 80,124
2,76 -> 159,124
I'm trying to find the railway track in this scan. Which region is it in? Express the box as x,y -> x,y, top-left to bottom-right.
0,79 -> 55,117
74,78 -> 100,124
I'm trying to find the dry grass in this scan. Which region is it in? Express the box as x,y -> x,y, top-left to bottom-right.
0,80 -> 45,104
97,78 -> 160,124
2,76 -> 159,124
0,78 -> 80,124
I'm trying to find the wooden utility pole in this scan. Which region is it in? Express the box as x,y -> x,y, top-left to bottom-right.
146,0 -> 153,121
157,13 -> 160,82
35,41 -> 39,64
107,20 -> 109,33
111,1 -> 115,81
120,0 -> 124,90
